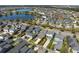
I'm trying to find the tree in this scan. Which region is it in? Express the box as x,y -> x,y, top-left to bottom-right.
8,25 -> 11,29
9,12 -> 13,16
16,12 -> 19,15
76,22 -> 79,26
0,14 -> 2,17
16,19 -> 20,22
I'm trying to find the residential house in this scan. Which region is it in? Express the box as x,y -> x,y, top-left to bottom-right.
20,46 -> 29,53
27,48 -> 34,53
20,25 -> 29,31
1,44 -> 12,52
34,30 -> 47,44
22,27 -> 34,40
0,41 -> 7,47
2,33 -> 11,40
43,30 -> 55,48
15,24 -> 22,29
67,36 -> 79,53
26,26 -> 34,34
53,34 -> 64,51
34,45 -> 46,53
73,20 -> 79,28
0,47 -> 3,53
23,26 -> 41,41
0,22 -> 3,25
0,35 -> 4,40
0,33 -> 11,40
9,27 -> 17,35
41,15 -> 47,24
5,39 -> 13,44
3,26 -> 9,33
55,20 -> 63,28
7,40 -> 27,53
48,19 -> 57,27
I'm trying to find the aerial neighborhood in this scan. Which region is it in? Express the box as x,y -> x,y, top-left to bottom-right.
0,6 -> 79,53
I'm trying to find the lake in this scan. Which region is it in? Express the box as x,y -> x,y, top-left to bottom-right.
0,8 -> 35,20
0,14 -> 35,20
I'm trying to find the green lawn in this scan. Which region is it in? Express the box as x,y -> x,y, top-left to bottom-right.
60,37 -> 70,53
39,38 -> 47,45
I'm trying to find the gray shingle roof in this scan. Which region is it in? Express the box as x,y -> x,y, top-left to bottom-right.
54,34 -> 65,50
20,46 -> 29,53
46,30 -> 55,39
34,30 -> 47,40
55,34 -> 64,41
0,47 -> 3,52
27,48 -> 34,53
26,26 -> 34,33
3,44 -> 11,49
54,41 -> 63,50
7,41 -> 26,53
5,39 -> 13,44
0,42 -> 7,47
67,36 -> 79,52
25,26 -> 41,39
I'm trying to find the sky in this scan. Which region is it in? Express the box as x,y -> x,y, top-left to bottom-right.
0,0 -> 79,5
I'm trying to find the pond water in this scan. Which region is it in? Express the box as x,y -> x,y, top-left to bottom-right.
0,14 -> 34,20
0,8 -> 35,20
16,8 -> 32,12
